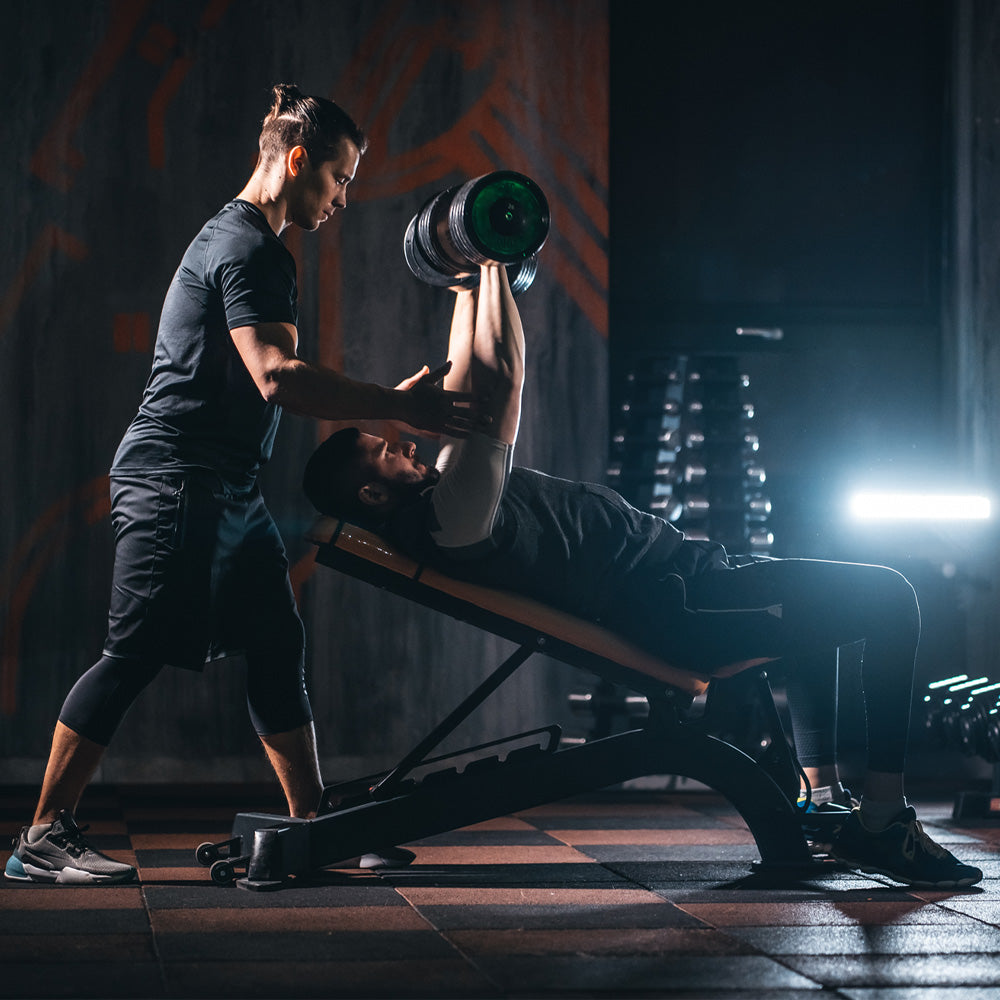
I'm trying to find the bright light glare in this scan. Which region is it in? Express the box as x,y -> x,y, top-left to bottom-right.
848,492 -> 991,522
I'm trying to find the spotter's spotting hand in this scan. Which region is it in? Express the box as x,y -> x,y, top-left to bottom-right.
401,360 -> 477,437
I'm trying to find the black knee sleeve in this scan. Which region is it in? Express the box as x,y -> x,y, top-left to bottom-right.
58,655 -> 162,746
244,621 -> 313,736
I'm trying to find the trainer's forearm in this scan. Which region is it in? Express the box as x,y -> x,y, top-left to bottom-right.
264,359 -> 408,421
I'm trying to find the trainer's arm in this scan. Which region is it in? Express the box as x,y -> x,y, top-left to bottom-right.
230,322 -> 473,437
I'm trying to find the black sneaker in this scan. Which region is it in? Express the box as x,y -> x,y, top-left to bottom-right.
831,806 -> 982,888
798,788 -> 858,854
4,810 -> 136,885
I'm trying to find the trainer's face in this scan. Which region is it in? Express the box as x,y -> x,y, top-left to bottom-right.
288,138 -> 360,231
356,433 -> 438,489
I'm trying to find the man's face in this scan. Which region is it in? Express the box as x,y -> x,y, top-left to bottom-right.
289,138 -> 360,231
356,432 -> 439,492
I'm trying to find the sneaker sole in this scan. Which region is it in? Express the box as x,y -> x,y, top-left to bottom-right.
7,858 -> 136,885
832,853 -> 981,889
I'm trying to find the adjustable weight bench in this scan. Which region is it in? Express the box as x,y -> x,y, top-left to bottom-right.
197,517 -> 815,890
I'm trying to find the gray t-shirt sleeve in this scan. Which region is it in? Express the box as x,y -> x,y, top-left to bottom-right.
209,223 -> 297,331
430,433 -> 514,551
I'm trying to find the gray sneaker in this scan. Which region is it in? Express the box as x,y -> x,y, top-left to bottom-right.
4,810 -> 137,885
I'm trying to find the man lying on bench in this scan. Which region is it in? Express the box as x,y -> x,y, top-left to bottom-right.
302,265 -> 981,890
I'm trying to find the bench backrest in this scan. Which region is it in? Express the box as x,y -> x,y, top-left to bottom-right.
308,517 -> 772,698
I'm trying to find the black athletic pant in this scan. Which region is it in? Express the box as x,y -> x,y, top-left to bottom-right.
58,473 -> 312,746
611,558 -> 919,774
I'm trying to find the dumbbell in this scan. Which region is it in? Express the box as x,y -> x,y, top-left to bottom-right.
403,170 -> 549,294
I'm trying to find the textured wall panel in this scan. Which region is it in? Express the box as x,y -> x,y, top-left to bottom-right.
0,0 -> 609,781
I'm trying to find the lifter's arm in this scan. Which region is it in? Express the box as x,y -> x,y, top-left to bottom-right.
230,322 -> 474,437
427,266 -> 524,551
470,265 -> 524,446
441,287 -> 477,395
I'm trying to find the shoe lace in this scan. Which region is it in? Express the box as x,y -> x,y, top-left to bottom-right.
50,822 -> 93,859
902,817 -> 950,862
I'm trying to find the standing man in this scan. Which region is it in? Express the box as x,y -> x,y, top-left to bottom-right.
6,84 -> 471,885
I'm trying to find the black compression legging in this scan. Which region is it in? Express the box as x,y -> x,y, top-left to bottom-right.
59,652 -> 313,747
616,559 -> 919,775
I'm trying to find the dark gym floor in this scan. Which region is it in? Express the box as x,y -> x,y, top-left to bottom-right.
2,782 -> 1000,999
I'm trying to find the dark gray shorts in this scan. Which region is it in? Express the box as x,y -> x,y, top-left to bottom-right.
104,473 -> 303,671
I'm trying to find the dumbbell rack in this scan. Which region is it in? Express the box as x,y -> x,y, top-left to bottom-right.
565,354 -> 773,748
607,354 -> 772,555
924,672 -> 1000,821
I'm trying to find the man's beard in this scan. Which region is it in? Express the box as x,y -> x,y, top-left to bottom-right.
394,464 -> 440,504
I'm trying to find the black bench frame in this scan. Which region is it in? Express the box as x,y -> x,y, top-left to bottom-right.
197,521 -> 815,891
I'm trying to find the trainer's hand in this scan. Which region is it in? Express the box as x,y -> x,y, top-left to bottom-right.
394,365 -> 431,392
395,361 -> 477,437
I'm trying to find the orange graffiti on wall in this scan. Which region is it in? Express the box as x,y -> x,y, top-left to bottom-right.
332,0 -> 609,337
1,0 -> 609,716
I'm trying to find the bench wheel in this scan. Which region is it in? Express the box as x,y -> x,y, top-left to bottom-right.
196,842 -> 219,866
210,859 -> 236,885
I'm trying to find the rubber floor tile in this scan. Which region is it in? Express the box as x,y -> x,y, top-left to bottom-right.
141,882 -> 407,909
121,818 -> 232,835
724,922 -> 1000,955
397,886 -> 667,906
131,833 -> 227,850
0,931 -> 156,963
906,884 -> 999,905
134,849 -> 205,868
930,895 -> 1000,923
676,900 -> 977,926
780,953 -> 1000,988
0,909 -> 152,934
444,925 -> 754,956
150,906 -> 431,933
913,826 -> 989,845
451,816 -> 540,831
413,901 -> 704,930
376,862 -> 632,888
516,800 -> 703,819
576,843 -> 763,863
0,961 -> 165,999
117,786 -> 283,808
407,829 -> 563,846
599,859 -> 826,883
928,845 -> 1000,860
153,929 -> 456,964
135,868 -> 210,884
468,952 -> 821,993
633,882 -> 920,903
841,989 -> 1000,1000
0,885 -> 144,909
163,958 -> 495,999
547,828 -> 755,845
121,806 -> 244,823
525,812 -> 736,831
407,844 -> 593,865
